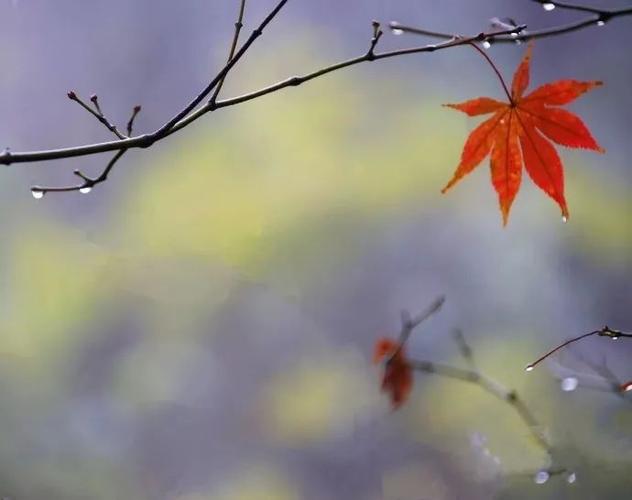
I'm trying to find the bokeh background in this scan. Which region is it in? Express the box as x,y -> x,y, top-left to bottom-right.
0,1 -> 630,499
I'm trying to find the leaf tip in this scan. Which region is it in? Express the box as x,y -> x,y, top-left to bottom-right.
561,206 -> 570,223
501,209 -> 510,227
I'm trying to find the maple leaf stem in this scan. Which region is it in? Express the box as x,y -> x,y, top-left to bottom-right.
467,42 -> 513,103
525,326 -> 632,371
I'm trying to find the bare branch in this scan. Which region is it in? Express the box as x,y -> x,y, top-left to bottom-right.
525,326 -> 632,371
126,105 -> 142,137
31,149 -> 127,197
366,20 -> 384,60
67,91 -> 127,140
152,0 -> 288,140
0,24 -> 524,168
211,0 -> 247,103
389,2 -> 632,44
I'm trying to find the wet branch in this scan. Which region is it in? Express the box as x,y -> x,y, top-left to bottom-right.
525,326 -> 632,371
390,1 -> 632,44
1,0 -> 629,196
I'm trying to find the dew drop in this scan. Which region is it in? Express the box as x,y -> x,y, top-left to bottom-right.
525,365 -> 534,372
79,186 -> 92,194
561,215 -> 568,223
31,189 -> 44,200
611,336 -> 620,341
534,470 -> 550,484
597,20 -> 606,27
510,32 -> 519,38
561,376 -> 578,392
482,40 -> 492,49
566,472 -> 577,484
542,3 -> 556,11
622,382 -> 632,392
391,28 -> 404,36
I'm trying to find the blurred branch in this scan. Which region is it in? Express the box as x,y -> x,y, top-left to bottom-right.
390,1 -> 632,44
378,298 -> 572,483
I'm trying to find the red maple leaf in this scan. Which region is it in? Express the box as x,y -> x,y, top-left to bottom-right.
373,337 -> 413,409
442,45 -> 604,225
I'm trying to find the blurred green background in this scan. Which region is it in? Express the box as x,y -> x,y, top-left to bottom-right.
0,1 -> 630,499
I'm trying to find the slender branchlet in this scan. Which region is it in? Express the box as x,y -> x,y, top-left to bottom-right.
525,326 -> 632,372
390,1 -> 632,43
67,91 -> 127,140
366,20 -> 384,60
211,0 -> 247,103
126,105 -> 142,137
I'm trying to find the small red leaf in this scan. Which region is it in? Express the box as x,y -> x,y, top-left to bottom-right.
373,337 -> 413,409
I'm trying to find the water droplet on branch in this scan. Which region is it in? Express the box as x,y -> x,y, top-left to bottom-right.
561,377 -> 578,392
534,470 -> 550,484
79,186 -> 92,194
31,189 -> 44,199
542,3 -> 556,12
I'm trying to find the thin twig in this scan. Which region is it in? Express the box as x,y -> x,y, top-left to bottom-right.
152,0 -> 289,140
31,104 -> 143,195
526,326 -> 631,371
67,91 -> 127,140
367,20 -> 384,60
31,149 -> 127,196
389,2 -> 632,44
126,105 -> 142,137
394,295 -> 445,357
211,0 -> 247,103
452,328 -> 476,371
